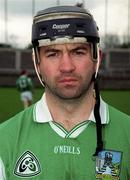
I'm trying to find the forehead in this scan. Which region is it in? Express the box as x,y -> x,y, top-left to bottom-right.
40,43 -> 90,51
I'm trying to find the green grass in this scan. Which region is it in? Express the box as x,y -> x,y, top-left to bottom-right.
0,87 -> 43,123
0,88 -> 130,123
101,90 -> 130,115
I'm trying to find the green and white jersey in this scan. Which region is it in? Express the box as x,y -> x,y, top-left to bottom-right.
0,93 -> 130,180
16,75 -> 33,92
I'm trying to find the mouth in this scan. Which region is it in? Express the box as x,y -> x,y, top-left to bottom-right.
58,77 -> 78,86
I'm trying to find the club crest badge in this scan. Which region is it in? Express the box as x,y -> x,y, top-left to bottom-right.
96,150 -> 122,180
14,151 -> 41,178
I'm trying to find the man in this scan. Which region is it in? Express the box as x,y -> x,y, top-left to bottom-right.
16,70 -> 33,108
0,5 -> 130,180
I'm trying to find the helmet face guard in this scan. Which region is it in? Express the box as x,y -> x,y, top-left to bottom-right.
32,6 -> 100,60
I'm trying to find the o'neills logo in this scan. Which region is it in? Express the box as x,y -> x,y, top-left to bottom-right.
54,145 -> 80,155
52,23 -> 70,30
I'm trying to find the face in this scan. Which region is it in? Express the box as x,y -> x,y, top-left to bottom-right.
38,43 -> 97,100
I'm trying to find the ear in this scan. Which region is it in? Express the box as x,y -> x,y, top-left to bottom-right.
32,49 -> 35,62
32,48 -> 41,73
98,48 -> 103,66
94,48 -> 103,77
37,64 -> 41,74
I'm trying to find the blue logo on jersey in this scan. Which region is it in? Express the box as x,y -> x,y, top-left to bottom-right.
96,150 -> 122,179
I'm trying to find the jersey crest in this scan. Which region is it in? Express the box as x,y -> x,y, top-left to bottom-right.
95,150 -> 122,180
14,150 -> 41,178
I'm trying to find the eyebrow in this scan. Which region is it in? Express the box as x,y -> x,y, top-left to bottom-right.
70,45 -> 89,51
41,44 -> 90,53
44,48 -> 59,53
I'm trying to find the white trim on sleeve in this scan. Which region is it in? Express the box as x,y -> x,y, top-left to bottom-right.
0,157 -> 6,180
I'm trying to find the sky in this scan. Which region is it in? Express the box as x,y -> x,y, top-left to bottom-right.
0,0 -> 129,48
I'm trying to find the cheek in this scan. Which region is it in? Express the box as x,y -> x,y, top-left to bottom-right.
78,62 -> 96,81
77,61 -> 94,73
39,62 -> 55,79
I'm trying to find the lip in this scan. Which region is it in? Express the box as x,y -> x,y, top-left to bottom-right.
59,78 -> 77,83
58,77 -> 78,86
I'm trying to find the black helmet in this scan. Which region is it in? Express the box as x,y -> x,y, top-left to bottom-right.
32,5 -> 100,59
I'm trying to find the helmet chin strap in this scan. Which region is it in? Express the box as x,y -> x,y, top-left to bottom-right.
93,75 -> 104,157
93,44 -> 100,78
32,48 -> 45,87
93,46 -> 104,157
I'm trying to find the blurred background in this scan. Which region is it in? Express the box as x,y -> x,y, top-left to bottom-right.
0,0 -> 130,122
0,0 -> 130,48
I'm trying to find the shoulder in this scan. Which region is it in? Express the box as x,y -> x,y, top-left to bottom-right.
0,104 -> 38,157
0,104 -> 35,138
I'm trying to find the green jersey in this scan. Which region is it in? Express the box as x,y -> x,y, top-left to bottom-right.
16,75 -> 33,92
0,94 -> 130,180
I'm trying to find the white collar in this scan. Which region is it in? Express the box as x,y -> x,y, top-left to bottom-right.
33,93 -> 109,124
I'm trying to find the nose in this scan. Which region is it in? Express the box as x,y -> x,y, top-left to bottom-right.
59,53 -> 76,73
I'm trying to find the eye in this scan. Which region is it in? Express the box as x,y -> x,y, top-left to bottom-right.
75,49 -> 86,55
45,49 -> 61,58
46,52 -> 58,58
72,49 -> 88,56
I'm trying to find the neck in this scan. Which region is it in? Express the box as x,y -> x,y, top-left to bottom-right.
45,85 -> 95,131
